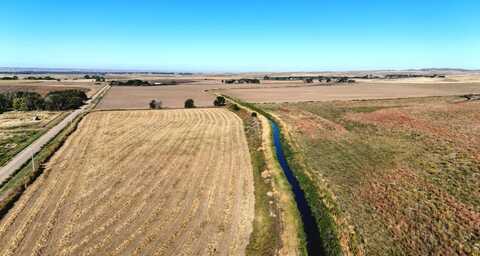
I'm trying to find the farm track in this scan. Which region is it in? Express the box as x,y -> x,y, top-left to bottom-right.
0,109 -> 254,256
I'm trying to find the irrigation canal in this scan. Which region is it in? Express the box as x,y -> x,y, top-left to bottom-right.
270,121 -> 325,256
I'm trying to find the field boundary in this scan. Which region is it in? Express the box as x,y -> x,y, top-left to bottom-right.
224,96 -> 309,255
227,101 -> 307,255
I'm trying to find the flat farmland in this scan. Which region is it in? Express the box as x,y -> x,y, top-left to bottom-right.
0,109 -> 254,255
221,82 -> 480,103
96,85 -> 220,109
96,80 -> 309,110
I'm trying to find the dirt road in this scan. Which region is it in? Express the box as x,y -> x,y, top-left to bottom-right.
0,85 -> 109,185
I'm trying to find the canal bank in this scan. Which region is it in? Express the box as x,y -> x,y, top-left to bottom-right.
271,120 -> 325,256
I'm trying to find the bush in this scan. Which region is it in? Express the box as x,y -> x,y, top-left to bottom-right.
184,99 -> 195,108
213,96 -> 226,106
231,104 -> 240,111
149,99 -> 162,109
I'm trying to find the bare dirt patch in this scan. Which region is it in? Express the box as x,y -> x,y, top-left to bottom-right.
0,109 -> 254,255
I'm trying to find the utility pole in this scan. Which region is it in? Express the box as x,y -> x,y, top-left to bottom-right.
31,152 -> 35,172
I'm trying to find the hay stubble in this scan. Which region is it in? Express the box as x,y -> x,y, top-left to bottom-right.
0,109 -> 254,255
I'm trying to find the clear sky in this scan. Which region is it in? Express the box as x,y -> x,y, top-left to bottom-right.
2,0 -> 479,72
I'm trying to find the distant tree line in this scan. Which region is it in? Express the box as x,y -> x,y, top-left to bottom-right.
222,79 -> 260,84
0,90 -> 88,113
384,74 -> 445,79
84,75 -> 106,82
24,76 -> 60,81
264,75 -> 355,83
1,76 -> 19,80
110,80 -> 152,86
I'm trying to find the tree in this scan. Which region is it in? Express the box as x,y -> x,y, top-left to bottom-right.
184,99 -> 195,108
0,94 -> 10,113
12,97 -> 28,111
213,96 -> 226,106
44,90 -> 88,110
22,92 -> 44,110
149,99 -> 162,109
149,100 -> 156,109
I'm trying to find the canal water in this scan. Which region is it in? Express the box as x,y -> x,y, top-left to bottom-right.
270,121 -> 324,256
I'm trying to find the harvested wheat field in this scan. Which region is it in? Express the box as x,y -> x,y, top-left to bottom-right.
0,109 -> 254,255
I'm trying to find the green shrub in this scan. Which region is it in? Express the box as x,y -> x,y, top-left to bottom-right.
184,99 -> 195,108
214,96 -> 226,106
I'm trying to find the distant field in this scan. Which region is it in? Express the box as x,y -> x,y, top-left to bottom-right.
96,85 -> 220,109
0,109 -> 254,255
221,83 -> 480,103
261,96 -> 480,255
0,111 -> 65,167
0,80 -> 102,97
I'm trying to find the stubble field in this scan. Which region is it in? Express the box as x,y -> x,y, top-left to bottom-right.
0,109 -> 254,255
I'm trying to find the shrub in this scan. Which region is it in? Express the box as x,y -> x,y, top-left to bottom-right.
184,99 -> 195,108
231,104 -> 240,111
149,99 -> 162,109
213,96 -> 226,106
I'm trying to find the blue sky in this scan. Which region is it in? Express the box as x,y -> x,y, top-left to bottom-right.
2,0 -> 479,72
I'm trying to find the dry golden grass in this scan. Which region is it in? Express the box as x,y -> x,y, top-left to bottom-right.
0,109 -> 255,255
261,96 -> 480,255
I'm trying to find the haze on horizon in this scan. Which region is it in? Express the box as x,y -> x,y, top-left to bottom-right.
2,0 -> 479,72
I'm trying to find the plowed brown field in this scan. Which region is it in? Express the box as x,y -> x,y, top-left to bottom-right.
0,109 -> 254,255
